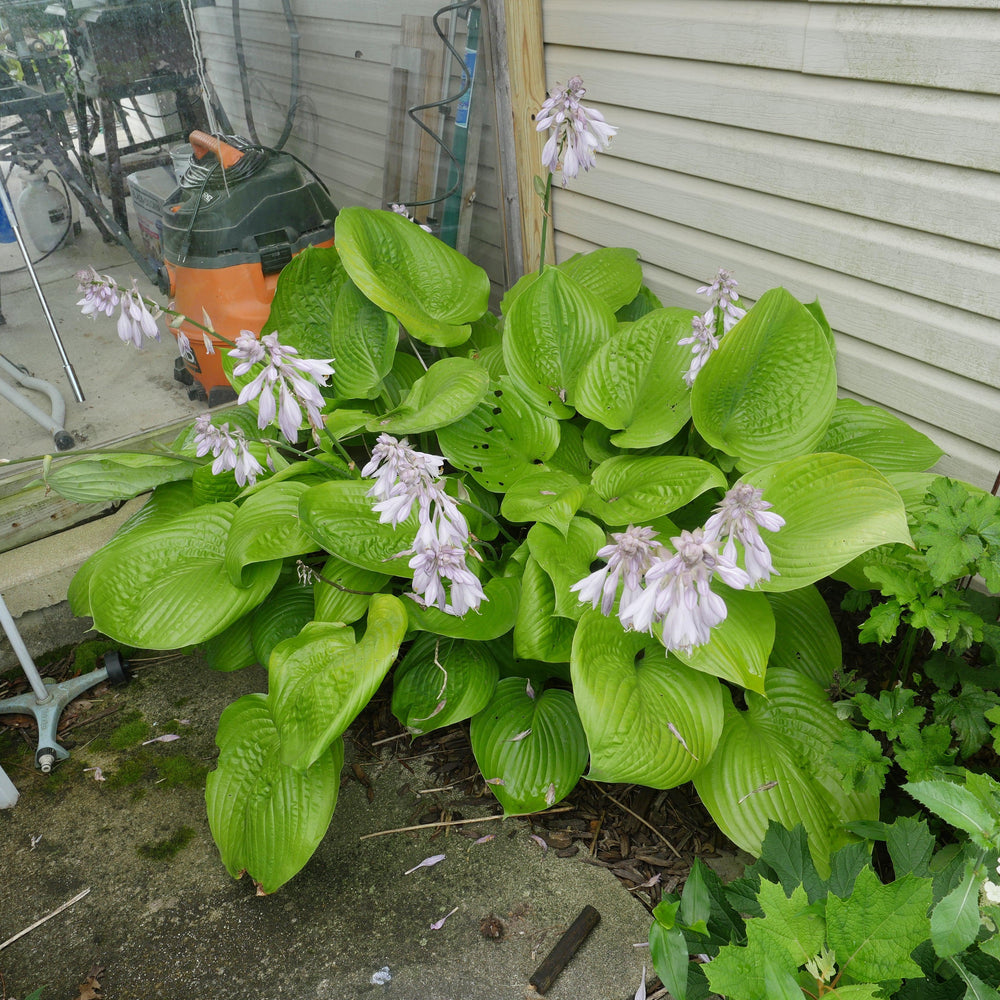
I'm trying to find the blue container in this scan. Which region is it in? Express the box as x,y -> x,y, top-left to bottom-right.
0,198 -> 15,244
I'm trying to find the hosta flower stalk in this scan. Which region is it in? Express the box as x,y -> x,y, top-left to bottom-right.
536,75 -> 618,186
680,266 -> 747,385
703,482 -> 785,586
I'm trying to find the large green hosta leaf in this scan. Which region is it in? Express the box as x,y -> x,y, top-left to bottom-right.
44,451 -> 197,503
404,575 -> 521,640
817,398 -> 944,474
329,278 -> 397,400
269,594 -> 408,768
392,634 -> 499,735
574,308 -> 696,448
581,455 -> 727,525
571,610 -> 725,788
674,585 -> 774,695
312,554 -> 391,625
250,582 -> 315,668
693,668 -> 879,876
745,453 -> 911,592
334,207 -> 489,347
264,244 -> 347,361
765,586 -> 841,687
470,676 -> 588,815
206,693 -> 343,894
527,518 -> 607,620
84,503 -> 280,648
366,356 -> 489,434
500,469 -> 588,535
513,555 -> 578,662
503,266 -> 617,418
298,480 -> 417,577
437,378 -> 561,493
224,480 -> 317,586
692,288 -> 837,467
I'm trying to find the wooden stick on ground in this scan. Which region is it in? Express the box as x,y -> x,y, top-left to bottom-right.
0,888 -> 90,951
360,806 -> 573,841
528,904 -> 601,995
587,782 -> 682,859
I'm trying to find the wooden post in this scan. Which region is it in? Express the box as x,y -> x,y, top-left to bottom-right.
495,0 -> 550,277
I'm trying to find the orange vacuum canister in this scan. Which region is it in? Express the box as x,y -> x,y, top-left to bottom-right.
162,131 -> 337,406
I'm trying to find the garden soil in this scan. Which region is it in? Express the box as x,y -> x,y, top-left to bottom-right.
0,619 -> 747,1000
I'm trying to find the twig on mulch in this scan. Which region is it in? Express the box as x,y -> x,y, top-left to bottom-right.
587,781 -> 682,859
0,888 -> 90,951
360,806 -> 573,840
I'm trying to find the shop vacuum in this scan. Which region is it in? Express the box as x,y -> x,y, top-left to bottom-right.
162,131 -> 337,406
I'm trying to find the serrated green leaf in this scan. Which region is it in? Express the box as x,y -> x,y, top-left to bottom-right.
205,693 -> 342,894
269,594 -> 408,768
765,586 -> 841,687
84,503 -> 280,648
470,677 -> 588,815
366,356 -> 489,434
571,610 -> 724,787
826,867 -> 932,981
329,278 -> 397,399
754,880 -> 826,965
828,841 -> 871,900
707,928 -> 804,1000
948,956 -> 1000,1000
817,399 -> 944,474
334,207 -> 489,347
574,308 -> 696,448
905,780 -> 998,841
437,378 -> 561,493
392,634 -> 499,735
746,453 -> 912,592
931,866 -> 982,958
692,288 -> 837,467
758,823 -> 827,903
503,266 -> 617,417
884,816 -> 936,879
581,455 -> 727,525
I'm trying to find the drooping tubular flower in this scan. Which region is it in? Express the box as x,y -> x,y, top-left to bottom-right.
76,268 -> 161,348
390,203 -> 432,233
229,331 -> 334,444
362,433 -> 485,616
619,528 -> 750,654
192,413 -> 264,487
570,524 -> 661,616
703,482 -> 785,586
679,266 -> 746,385
536,76 -> 618,185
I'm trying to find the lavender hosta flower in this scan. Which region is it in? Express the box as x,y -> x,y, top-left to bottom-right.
697,266 -> 746,334
116,280 -> 162,348
390,203 -> 432,233
571,524 -> 660,615
192,413 -> 263,487
620,528 -> 750,654
408,538 -> 487,617
703,483 -> 785,586
678,314 -> 720,388
535,75 -> 618,185
229,330 -> 334,444
76,266 -> 119,317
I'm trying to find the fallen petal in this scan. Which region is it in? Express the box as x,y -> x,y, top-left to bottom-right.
430,905 -> 459,930
634,965 -> 647,1000
403,853 -> 446,875
506,728 -> 531,743
141,734 -> 181,745
83,766 -> 106,782
370,966 -> 391,985
530,834 -> 548,852
473,835 -> 495,845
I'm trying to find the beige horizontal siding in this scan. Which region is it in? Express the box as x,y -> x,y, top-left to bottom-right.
544,2 -> 1000,490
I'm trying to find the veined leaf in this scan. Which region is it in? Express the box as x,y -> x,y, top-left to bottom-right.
527,518 -> 607,620
312,555 -> 391,625
745,453 -> 911,592
574,308 -> 696,448
392,634 -> 499,735
675,585 -> 774,694
334,207 -> 489,347
692,287 -> 837,466
503,266 -> 617,418
366,356 -> 489,434
250,582 -> 315,668
224,480 -> 317,587
204,611 -> 258,672
904,780 -> 999,841
693,669 -> 878,876
500,469 -> 589,535
571,610 -> 724,788
582,455 -> 727,525
329,278 -> 398,400
298,479 -> 417,577
470,677 -> 588,815
404,575 -> 521,640
43,451 -> 196,503
269,594 -> 408,769
206,693 -> 342,894
765,586 -> 842,687
513,555 -> 577,662
930,866 -> 982,958
817,398 -> 944,474
84,503 -> 280,648
437,378 -> 561,493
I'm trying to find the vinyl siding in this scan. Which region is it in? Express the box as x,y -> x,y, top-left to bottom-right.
542,0 -> 1000,489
